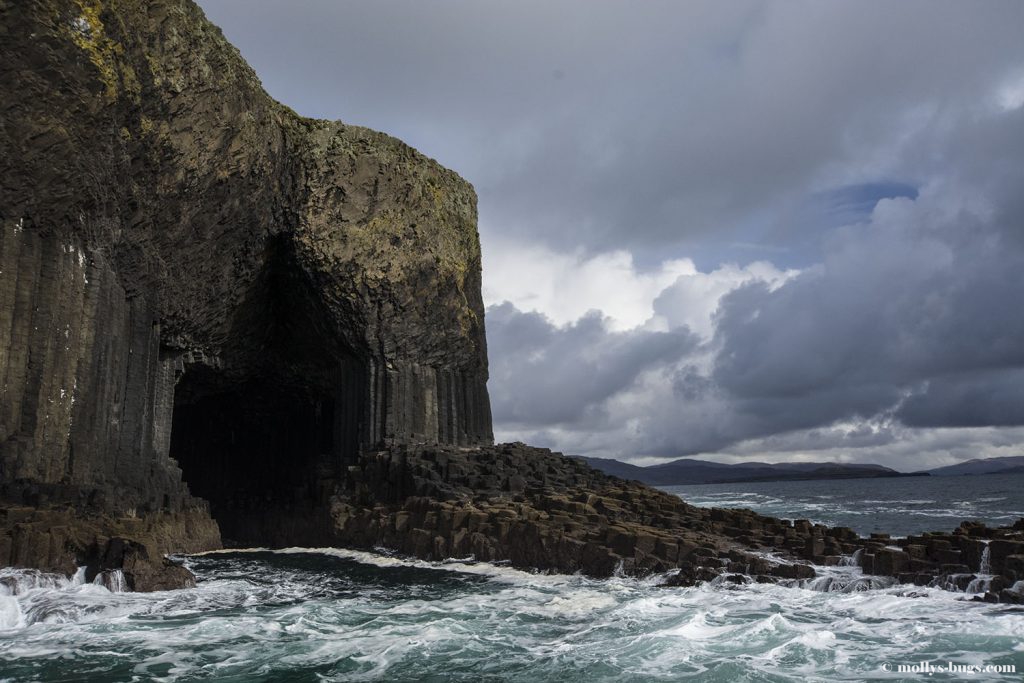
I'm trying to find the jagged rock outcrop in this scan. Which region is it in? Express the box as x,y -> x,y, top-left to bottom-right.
851,520 -> 1024,603
1,0 -> 490,586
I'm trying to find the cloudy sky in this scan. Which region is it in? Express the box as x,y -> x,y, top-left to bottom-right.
199,1 -> 1024,470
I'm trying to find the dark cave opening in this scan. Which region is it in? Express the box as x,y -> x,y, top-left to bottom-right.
168,375 -> 340,544
167,236 -> 365,546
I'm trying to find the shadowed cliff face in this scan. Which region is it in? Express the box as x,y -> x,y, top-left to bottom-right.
0,0 -> 491,575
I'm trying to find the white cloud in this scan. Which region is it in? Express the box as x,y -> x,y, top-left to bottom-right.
482,235 -> 694,331
482,234 -> 795,337
651,261 -> 796,338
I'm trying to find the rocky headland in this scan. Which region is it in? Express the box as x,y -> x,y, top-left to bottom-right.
1,0 -> 1021,602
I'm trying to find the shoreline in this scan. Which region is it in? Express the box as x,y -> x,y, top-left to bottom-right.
4,444 -> 1023,602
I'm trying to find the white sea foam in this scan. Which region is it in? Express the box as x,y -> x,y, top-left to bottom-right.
194,546 -> 582,588
3,539 -> 1024,680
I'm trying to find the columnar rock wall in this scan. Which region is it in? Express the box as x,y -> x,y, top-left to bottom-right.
0,0 -> 491,579
0,223 -> 195,511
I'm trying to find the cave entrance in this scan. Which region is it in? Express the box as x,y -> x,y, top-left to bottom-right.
167,236 -> 365,546
168,371 -> 345,546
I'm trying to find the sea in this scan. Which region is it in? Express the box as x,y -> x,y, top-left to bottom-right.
2,473 -> 1023,682
661,471 -> 1024,538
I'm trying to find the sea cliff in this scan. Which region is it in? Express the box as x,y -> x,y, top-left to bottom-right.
1,0 -> 489,588
1,1 -> 1022,602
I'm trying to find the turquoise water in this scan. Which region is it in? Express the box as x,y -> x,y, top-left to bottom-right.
2,474 -> 1023,682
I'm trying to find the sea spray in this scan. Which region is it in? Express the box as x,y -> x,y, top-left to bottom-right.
92,570 -> 128,593
839,548 -> 863,567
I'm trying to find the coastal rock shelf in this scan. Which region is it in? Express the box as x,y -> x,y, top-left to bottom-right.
331,443 -> 804,580
853,522 -> 1024,604
305,443 -> 1024,602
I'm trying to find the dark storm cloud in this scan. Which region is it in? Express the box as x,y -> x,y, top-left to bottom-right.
648,189 -> 1024,453
706,113 -> 1024,429
897,370 -> 1024,429
486,302 -> 699,427
198,0 -> 1024,264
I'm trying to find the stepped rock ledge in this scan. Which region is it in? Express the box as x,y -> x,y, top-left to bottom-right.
2,1 -> 1022,601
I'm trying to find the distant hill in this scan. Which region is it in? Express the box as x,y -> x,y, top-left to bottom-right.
925,455 -> 1024,477
576,456 -> 920,486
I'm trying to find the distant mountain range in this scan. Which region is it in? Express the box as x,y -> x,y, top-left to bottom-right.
922,455 -> 1024,477
576,456 -> 922,486
577,454 -> 1024,486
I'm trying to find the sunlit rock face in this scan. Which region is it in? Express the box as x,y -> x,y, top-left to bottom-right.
0,0 -> 491,585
